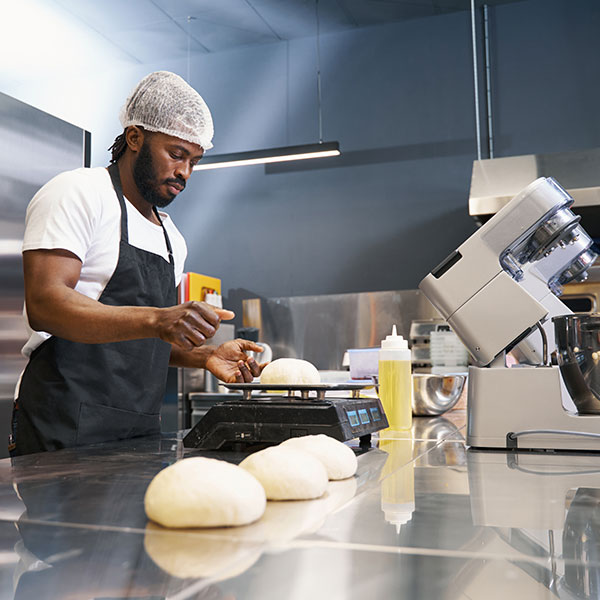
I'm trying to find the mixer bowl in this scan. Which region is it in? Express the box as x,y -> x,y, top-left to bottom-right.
553,313 -> 600,414
412,374 -> 466,416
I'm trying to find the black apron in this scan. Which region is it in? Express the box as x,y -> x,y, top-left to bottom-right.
10,164 -> 177,456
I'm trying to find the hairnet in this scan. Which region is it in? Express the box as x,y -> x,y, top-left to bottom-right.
119,71 -> 214,151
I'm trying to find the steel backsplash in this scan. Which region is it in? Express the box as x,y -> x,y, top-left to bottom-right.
243,289 -> 441,370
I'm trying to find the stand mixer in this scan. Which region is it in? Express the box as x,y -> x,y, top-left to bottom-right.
419,177 -> 600,451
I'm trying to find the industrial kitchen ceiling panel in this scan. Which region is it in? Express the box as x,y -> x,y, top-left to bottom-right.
153,0 -> 283,49
52,0 -> 529,62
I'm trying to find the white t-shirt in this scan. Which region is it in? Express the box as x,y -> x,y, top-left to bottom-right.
21,166 -> 187,358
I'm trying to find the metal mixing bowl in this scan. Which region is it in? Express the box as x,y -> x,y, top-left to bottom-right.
553,313 -> 600,414
412,373 -> 467,416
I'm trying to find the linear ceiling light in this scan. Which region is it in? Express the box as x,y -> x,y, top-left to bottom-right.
191,0 -> 340,172
193,141 -> 340,171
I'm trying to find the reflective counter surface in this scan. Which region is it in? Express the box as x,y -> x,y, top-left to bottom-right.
0,410 -> 599,599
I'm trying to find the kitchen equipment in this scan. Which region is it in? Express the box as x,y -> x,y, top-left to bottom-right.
409,319 -> 445,341
237,326 -> 273,363
560,265 -> 600,313
429,325 -> 468,371
248,343 -> 273,364
553,313 -> 600,414
468,147 -> 600,239
183,382 -> 388,450
187,391 -> 238,427
412,373 -> 466,416
0,92 -> 90,458
420,176 -> 600,451
409,318 -> 444,372
409,318 -> 468,374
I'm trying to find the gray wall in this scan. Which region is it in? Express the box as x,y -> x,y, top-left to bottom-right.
492,0 -> 600,157
166,0 -> 600,322
167,10 -> 479,309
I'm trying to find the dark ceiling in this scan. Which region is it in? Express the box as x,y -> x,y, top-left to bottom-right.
52,0 -> 526,63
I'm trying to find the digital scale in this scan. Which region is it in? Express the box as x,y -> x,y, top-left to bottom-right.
182,382 -> 388,450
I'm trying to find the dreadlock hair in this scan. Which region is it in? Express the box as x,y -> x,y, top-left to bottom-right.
108,127 -> 154,164
108,130 -> 127,165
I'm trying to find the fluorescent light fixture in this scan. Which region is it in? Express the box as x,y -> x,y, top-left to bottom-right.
194,141 -> 340,171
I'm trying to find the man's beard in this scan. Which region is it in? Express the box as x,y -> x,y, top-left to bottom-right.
133,142 -> 185,208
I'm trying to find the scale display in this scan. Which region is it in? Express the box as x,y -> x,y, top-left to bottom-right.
347,410 -> 360,427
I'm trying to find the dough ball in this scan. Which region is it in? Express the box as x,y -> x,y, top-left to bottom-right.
280,435 -> 358,480
239,446 -> 328,500
260,358 -> 321,385
144,457 -> 266,528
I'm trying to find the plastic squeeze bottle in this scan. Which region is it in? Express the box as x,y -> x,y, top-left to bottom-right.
379,325 -> 412,431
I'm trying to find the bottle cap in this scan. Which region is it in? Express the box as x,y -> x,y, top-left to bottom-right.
381,325 -> 408,350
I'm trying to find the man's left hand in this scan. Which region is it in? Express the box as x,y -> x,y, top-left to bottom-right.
205,339 -> 268,383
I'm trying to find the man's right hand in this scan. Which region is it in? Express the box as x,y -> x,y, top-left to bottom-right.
154,302 -> 235,350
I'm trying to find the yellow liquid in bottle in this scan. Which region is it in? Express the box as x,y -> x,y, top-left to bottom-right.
379,360 -> 412,430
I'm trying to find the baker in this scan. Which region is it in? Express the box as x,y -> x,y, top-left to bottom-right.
10,71 -> 266,456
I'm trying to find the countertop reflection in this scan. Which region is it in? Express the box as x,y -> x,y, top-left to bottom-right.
0,411 -> 599,599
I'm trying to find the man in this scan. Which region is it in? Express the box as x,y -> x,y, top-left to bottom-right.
10,71 -> 265,456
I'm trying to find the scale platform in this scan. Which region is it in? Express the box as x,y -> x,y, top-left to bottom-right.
182,382 -> 389,450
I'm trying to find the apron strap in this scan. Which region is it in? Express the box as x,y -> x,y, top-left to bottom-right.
153,206 -> 174,266
107,163 -> 129,244
107,164 -> 174,266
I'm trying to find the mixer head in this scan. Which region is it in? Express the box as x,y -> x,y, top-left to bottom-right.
498,178 -> 597,295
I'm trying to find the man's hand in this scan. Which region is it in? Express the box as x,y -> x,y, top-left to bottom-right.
23,249 -> 235,348
205,340 -> 269,383
154,302 -> 234,350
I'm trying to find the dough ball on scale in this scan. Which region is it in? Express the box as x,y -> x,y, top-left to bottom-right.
260,358 -> 321,385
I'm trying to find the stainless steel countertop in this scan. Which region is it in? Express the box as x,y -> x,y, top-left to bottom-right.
0,410 -> 598,599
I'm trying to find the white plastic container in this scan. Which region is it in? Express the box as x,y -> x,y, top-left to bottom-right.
378,325 -> 412,431
348,348 -> 380,380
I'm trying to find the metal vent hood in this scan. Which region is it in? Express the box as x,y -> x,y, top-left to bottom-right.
469,147 -> 600,238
